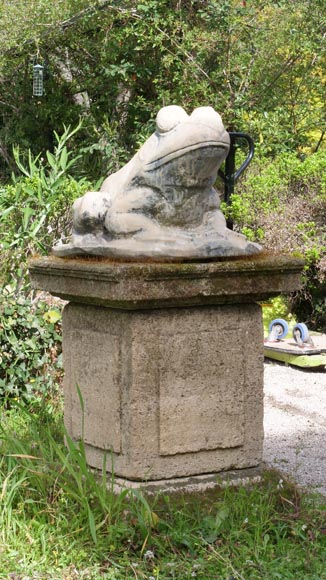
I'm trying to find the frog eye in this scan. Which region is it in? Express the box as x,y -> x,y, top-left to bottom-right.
156,105 -> 189,133
190,107 -> 223,131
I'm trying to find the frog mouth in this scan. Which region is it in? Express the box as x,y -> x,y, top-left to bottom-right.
145,141 -> 229,170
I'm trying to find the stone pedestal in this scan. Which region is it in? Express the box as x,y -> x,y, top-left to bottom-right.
29,254 -> 303,486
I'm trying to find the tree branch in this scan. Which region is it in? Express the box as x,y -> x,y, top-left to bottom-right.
314,128 -> 326,153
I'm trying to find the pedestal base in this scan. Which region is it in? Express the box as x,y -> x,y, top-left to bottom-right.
63,302 -> 264,480
29,254 -> 304,485
111,466 -> 262,494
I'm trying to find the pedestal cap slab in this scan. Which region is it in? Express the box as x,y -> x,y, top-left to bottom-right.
29,253 -> 304,309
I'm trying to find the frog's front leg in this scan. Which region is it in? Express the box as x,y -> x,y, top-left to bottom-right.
104,210 -> 161,237
104,186 -> 161,237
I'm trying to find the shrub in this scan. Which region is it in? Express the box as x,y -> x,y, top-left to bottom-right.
226,150 -> 326,330
0,124 -> 92,292
0,288 -> 62,402
290,265 -> 326,331
262,295 -> 295,333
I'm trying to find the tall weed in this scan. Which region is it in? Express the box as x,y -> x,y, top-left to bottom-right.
0,400 -> 156,548
0,402 -> 325,578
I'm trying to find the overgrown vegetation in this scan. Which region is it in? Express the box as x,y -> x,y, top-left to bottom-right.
0,402 -> 325,579
0,0 -> 326,180
223,150 -> 326,329
0,288 -> 62,402
0,124 -> 91,291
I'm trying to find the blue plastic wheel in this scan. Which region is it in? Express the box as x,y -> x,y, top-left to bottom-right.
268,318 -> 289,340
293,322 -> 309,343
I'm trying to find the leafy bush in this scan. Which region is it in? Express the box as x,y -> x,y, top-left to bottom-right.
262,295 -> 296,334
0,124 -> 92,292
2,0 -> 325,185
0,288 -> 62,401
226,150 -> 326,330
290,266 -> 326,331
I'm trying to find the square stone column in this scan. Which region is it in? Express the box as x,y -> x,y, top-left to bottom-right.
62,302 -> 263,480
29,255 -> 304,486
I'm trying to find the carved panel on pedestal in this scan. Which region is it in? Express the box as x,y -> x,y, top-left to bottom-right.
158,328 -> 245,456
65,323 -> 122,453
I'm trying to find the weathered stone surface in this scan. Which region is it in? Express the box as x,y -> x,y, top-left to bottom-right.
112,466 -> 262,494
158,322 -> 245,455
29,254 -> 304,309
64,310 -> 122,453
29,253 -> 304,484
63,302 -> 264,480
52,105 -> 261,259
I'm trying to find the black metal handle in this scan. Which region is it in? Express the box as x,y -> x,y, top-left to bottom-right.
218,132 -> 255,229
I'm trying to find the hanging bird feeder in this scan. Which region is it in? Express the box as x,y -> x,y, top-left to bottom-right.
33,63 -> 44,96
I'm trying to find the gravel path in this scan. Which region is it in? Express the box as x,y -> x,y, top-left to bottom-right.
263,360 -> 326,495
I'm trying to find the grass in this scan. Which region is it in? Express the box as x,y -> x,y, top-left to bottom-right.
0,400 -> 325,580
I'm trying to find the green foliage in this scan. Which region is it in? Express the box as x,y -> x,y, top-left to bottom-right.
0,288 -> 62,401
262,296 -> 296,335
0,401 -> 325,578
1,0 -> 326,179
0,400 -> 159,552
290,265 -> 326,332
0,123 -> 91,290
225,149 -> 326,330
79,117 -> 130,179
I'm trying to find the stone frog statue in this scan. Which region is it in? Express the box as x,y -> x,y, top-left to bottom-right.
53,105 -> 261,258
